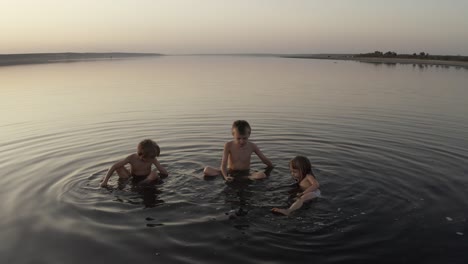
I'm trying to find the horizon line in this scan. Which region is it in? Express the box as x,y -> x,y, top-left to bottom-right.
1,51 -> 468,56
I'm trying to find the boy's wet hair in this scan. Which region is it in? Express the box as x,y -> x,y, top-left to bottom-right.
290,156 -> 314,180
138,139 -> 160,158
232,120 -> 251,135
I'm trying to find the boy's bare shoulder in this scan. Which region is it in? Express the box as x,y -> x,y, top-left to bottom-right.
247,141 -> 258,149
224,140 -> 234,148
126,153 -> 139,161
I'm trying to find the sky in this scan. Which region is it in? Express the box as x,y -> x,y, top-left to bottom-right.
1,0 -> 468,55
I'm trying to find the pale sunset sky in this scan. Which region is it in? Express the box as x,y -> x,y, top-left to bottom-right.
1,0 -> 467,55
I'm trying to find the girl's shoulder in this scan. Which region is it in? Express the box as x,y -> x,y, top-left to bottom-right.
305,174 -> 318,183
224,141 -> 234,148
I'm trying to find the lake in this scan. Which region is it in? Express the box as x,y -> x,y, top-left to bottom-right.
1,56 -> 467,264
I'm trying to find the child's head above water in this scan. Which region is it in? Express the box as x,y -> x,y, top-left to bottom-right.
137,139 -> 160,159
289,156 -> 313,181
232,120 -> 251,135
232,120 -> 251,147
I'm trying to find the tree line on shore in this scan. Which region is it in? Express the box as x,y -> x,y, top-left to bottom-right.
356,51 -> 468,62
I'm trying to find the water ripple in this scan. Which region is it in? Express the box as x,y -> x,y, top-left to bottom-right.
2,57 -> 468,264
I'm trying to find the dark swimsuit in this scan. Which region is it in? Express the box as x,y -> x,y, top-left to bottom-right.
227,169 -> 251,178
131,173 -> 148,184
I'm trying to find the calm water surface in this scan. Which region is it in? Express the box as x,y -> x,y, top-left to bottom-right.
1,56 -> 467,264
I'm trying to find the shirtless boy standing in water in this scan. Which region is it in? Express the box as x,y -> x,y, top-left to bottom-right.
203,120 -> 273,181
100,139 -> 168,188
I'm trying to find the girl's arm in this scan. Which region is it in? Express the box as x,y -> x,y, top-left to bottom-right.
301,175 -> 320,194
253,143 -> 273,168
272,191 -> 318,216
100,155 -> 131,187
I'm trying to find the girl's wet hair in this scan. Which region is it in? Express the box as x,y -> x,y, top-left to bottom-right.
138,139 -> 160,158
232,120 -> 251,135
289,156 -> 314,180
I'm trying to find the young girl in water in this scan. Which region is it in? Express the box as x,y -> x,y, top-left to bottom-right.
100,139 -> 168,188
271,156 -> 320,216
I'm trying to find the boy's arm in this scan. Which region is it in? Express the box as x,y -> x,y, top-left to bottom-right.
220,142 -> 233,181
100,155 -> 131,187
153,158 -> 168,177
253,143 -> 274,168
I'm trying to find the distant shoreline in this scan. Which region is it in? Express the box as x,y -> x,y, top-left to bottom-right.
280,54 -> 468,68
0,52 -> 162,67
2,52 -> 468,68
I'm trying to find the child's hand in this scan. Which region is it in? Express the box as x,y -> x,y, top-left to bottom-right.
296,192 -> 303,197
225,176 -> 234,182
100,181 -> 108,188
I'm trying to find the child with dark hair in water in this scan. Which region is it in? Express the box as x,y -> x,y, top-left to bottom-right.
271,156 -> 320,216
203,120 -> 274,181
100,139 -> 168,188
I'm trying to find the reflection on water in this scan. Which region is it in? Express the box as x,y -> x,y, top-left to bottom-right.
360,60 -> 468,71
110,177 -> 166,208
1,56 -> 468,264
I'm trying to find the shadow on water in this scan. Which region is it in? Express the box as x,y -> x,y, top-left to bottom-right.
221,167 -> 275,216
223,179 -> 255,219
